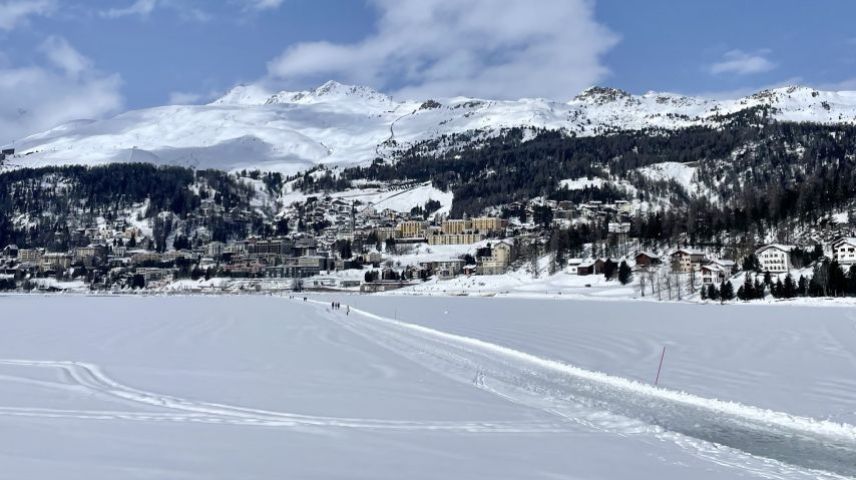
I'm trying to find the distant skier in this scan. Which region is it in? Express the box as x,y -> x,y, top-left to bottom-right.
346,305 -> 350,316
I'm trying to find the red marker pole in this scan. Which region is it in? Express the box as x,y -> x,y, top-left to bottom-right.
654,346 -> 667,386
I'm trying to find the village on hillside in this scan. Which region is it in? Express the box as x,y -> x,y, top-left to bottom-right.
2,183 -> 856,301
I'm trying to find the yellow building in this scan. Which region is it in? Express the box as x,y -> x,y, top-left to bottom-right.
427,232 -> 484,246
395,221 -> 426,239
441,219 -> 471,235
18,248 -> 43,263
373,227 -> 396,242
471,217 -> 507,234
40,252 -> 72,272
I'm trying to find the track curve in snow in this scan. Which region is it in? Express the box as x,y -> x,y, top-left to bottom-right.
0,359 -> 568,433
325,302 -> 856,478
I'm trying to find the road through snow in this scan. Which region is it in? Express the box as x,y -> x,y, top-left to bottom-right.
324,300 -> 856,478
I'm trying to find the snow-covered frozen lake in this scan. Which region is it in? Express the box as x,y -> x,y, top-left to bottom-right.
1,294 -> 855,479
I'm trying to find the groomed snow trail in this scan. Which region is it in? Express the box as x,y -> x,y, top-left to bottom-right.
322,301 -> 856,479
0,359 -> 568,433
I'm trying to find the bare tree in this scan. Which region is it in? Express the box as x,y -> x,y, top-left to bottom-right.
648,270 -> 657,298
688,269 -> 697,295
665,274 -> 672,300
674,272 -> 682,301
655,270 -> 662,301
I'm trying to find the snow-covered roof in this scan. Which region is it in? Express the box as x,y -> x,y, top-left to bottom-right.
672,248 -> 704,256
709,259 -> 736,267
755,244 -> 795,254
831,237 -> 856,247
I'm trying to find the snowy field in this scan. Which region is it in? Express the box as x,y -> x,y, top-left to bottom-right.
1,295 -> 855,479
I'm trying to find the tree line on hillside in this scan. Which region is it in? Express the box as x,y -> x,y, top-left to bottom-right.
343,113 -> 856,244
0,164 -> 262,249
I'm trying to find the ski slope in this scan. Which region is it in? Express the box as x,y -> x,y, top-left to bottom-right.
0,295 -> 854,479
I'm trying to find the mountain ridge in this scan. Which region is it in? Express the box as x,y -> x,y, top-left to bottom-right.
4,81 -> 856,174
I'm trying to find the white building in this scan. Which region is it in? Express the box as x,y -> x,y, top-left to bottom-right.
566,258 -> 583,275
831,237 -> 856,266
670,248 -> 706,273
755,244 -> 792,273
479,241 -> 513,275
701,259 -> 735,285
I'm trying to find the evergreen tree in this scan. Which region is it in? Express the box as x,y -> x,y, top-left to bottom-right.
797,274 -> 808,296
754,278 -> 765,299
812,258 -> 831,296
783,274 -> 797,298
721,280 -> 734,301
275,217 -> 290,236
553,248 -> 566,273
742,254 -> 761,273
829,260 -> 846,296
707,283 -> 720,301
772,278 -> 784,298
173,235 -> 190,251
532,205 -> 553,229
603,259 -> 618,280
811,244 -> 824,264
847,265 -> 856,296
618,261 -> 632,285
336,240 -> 353,260
738,274 -> 754,301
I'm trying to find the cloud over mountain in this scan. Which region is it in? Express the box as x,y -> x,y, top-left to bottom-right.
267,0 -> 619,101
0,37 -> 122,145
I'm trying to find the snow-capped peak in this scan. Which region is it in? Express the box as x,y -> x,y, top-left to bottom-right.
10,82 -> 856,175
572,86 -> 633,105
209,83 -> 274,106
210,80 -> 395,110
267,80 -> 395,108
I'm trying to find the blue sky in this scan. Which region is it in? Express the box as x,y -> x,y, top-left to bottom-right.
597,0 -> 856,96
2,0 -> 856,142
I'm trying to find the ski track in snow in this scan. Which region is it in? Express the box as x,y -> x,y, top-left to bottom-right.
0,359 -> 570,433
316,300 -> 856,479
4,297 -> 856,478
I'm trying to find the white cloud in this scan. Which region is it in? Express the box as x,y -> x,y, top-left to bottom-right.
100,0 -> 210,21
709,49 -> 775,76
39,36 -> 92,78
0,37 -> 122,145
167,90 -> 220,104
101,0 -> 157,18
266,0 -> 618,101
238,0 -> 283,10
0,0 -> 54,30
815,77 -> 856,91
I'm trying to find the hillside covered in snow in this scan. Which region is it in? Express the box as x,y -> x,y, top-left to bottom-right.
5,82 -> 856,174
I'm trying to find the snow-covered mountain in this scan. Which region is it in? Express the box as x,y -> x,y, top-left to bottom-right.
6,81 -> 856,174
